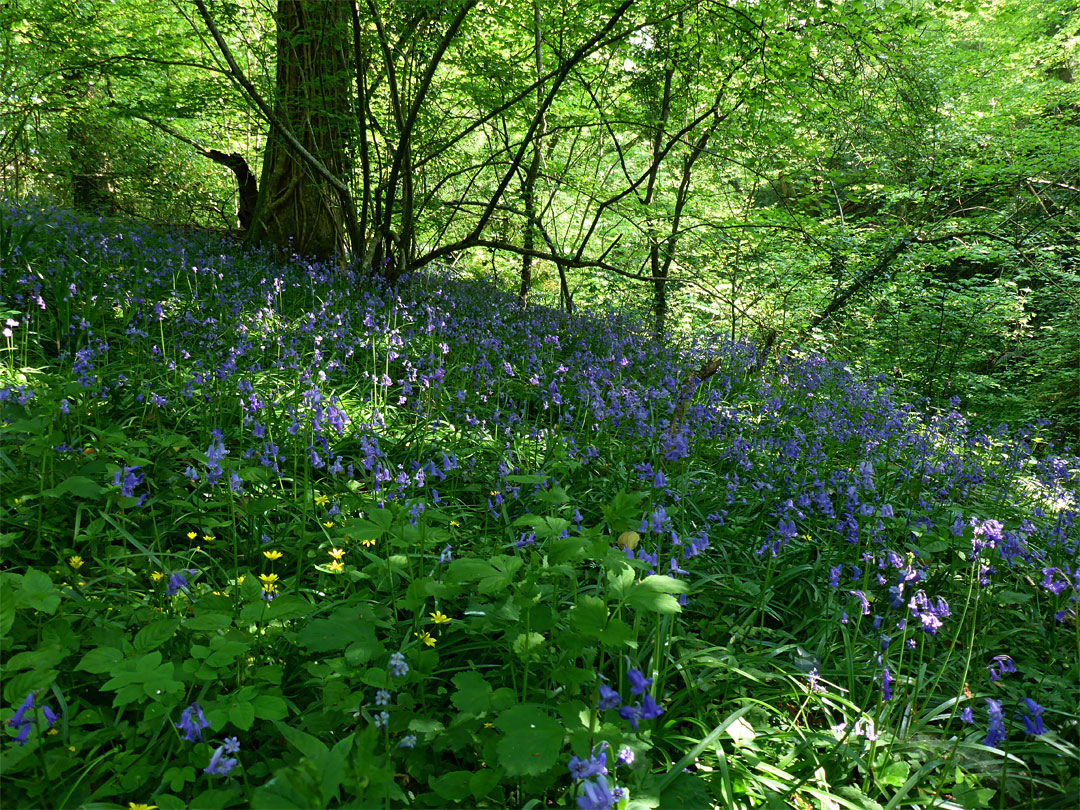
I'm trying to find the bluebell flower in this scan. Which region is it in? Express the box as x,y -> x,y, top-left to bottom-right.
175,702 -> 211,742
577,775 -> 616,810
439,544 -> 452,564
618,704 -> 642,730
882,668 -> 893,701
205,743 -> 239,776
984,698 -> 1006,748
641,694 -> 665,720
828,565 -> 842,589
1021,698 -> 1046,735
568,744 -> 608,780
42,706 -> 58,727
961,707 -> 974,724
7,693 -> 34,728
597,684 -> 621,710
627,668 -> 652,696
616,746 -> 634,766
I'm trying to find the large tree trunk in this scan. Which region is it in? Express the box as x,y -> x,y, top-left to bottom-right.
249,0 -> 350,260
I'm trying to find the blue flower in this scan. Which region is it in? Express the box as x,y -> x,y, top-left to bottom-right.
960,707 -> 974,724
205,743 -> 239,776
1021,698 -> 1046,735
616,746 -> 634,767
568,744 -> 608,780
223,736 -> 241,755
389,653 -> 409,678
7,693 -> 34,729
577,775 -> 616,810
641,693 -> 665,720
882,668 -> 894,701
374,711 -> 389,729
398,734 -> 417,749
984,698 -> 1006,748
597,684 -> 621,710
375,689 -> 391,707
627,668 -> 652,696
618,704 -> 641,730
175,702 -> 211,742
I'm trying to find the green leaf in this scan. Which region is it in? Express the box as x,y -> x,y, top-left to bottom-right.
76,646 -> 124,674
494,705 -> 563,776
297,607 -> 379,653
134,619 -> 180,652
228,699 -> 256,731
625,575 -> 687,615
16,569 -> 60,614
431,771 -> 473,802
569,596 -> 607,638
42,475 -> 104,499
451,671 -> 493,715
183,613 -> 233,632
470,767 -> 503,800
446,558 -> 498,583
251,694 -> 288,721
878,760 -> 910,787
512,631 -> 546,659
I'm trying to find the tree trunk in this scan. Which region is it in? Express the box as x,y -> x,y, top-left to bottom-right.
249,0 -> 350,260
520,0 -> 544,304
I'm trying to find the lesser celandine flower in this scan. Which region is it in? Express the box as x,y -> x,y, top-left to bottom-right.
68,555 -> 84,570
150,571 -> 164,582
258,572 -> 279,587
128,803 -> 158,810
187,531 -> 197,541
414,630 -> 436,647
263,550 -> 283,561
314,494 -> 329,507
328,548 -> 345,560
429,610 -> 450,624
327,560 -> 344,573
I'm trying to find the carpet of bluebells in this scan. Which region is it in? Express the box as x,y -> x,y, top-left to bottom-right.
1,203 -> 1078,810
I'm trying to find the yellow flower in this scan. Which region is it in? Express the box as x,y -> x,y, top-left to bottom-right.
263,550 -> 283,561
187,531 -> 197,540
483,722 -> 494,729
314,494 -> 330,507
150,570 -> 164,582
258,572 -> 279,586
322,521 -> 334,529
361,537 -> 377,548
68,745 -> 76,753
202,534 -> 215,543
237,575 -> 245,584
14,498 -> 23,507
328,548 -> 345,560
429,611 -> 451,625
414,630 -> 436,647
262,582 -> 278,594
129,803 -> 158,810
327,560 -> 344,573
450,520 -> 460,527
47,728 -> 58,736
68,555 -> 85,570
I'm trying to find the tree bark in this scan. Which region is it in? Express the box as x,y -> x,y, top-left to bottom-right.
248,0 -> 350,260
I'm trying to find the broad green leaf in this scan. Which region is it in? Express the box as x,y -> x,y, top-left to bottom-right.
43,475 -> 104,499
451,670 -> 493,715
494,705 -> 563,776
430,771 -> 473,802
16,569 -> 60,614
76,646 -> 124,674
134,619 -> 180,652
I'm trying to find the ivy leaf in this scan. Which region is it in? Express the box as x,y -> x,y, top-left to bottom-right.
494,705 -> 563,776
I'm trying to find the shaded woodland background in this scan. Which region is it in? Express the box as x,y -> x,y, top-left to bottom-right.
2,0 -> 1077,438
